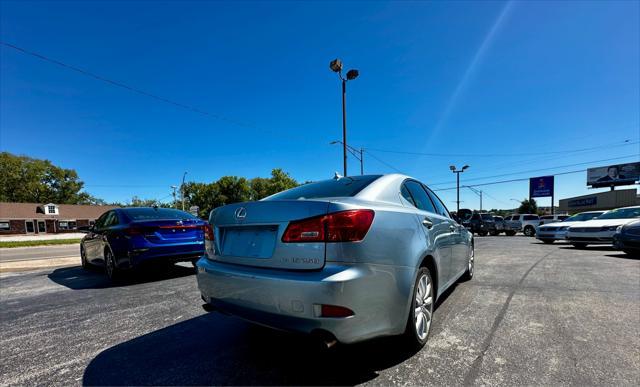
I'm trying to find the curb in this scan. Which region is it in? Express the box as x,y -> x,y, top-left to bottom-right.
0,256 -> 80,273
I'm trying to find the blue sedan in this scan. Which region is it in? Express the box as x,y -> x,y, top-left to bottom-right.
80,207 -> 208,279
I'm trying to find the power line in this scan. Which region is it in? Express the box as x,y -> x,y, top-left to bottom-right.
365,139 -> 638,158
363,150 -> 404,173
0,41 -> 252,128
431,167 -> 639,192
428,154 -> 638,186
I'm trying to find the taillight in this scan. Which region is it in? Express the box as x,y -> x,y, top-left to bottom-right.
203,224 -> 214,241
282,209 -> 374,243
125,226 -> 144,236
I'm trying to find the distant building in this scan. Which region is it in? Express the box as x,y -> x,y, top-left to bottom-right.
0,202 -> 118,235
558,188 -> 640,214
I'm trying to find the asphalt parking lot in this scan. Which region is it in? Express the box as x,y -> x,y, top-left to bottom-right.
1,237 -> 638,386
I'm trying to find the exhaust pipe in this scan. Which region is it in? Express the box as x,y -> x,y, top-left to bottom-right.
312,330 -> 338,349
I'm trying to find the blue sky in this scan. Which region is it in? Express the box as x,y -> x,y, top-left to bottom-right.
1,0 -> 638,209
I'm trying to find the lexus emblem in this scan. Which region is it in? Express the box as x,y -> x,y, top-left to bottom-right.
234,207 -> 247,220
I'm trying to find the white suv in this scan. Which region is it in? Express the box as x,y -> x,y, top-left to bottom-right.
539,214 -> 570,225
509,214 -> 541,237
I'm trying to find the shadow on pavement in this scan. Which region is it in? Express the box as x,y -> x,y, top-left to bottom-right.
48,264 -> 195,290
82,312 -> 417,386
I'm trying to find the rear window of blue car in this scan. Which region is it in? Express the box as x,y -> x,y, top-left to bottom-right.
122,208 -> 197,221
265,175 -> 382,200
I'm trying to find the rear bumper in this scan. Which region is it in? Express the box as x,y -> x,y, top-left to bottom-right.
128,243 -> 204,266
196,258 -> 416,344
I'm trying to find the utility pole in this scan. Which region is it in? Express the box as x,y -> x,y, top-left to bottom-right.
181,172 -> 188,211
467,186 -> 483,211
171,185 -> 177,209
330,141 -> 364,175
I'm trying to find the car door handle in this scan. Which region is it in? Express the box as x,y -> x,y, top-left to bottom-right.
449,225 -> 456,232
422,217 -> 433,229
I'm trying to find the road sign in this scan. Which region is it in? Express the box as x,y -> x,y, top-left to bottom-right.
530,175 -> 554,198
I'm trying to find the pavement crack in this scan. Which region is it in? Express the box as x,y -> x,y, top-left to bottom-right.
462,250 -> 554,385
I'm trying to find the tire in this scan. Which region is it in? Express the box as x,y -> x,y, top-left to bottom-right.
105,248 -> 121,280
478,231 -> 488,237
489,230 -> 499,236
404,267 -> 434,350
524,226 -> 535,237
461,244 -> 474,281
541,239 -> 554,244
80,245 -> 90,270
505,231 -> 516,236
572,243 -> 587,249
623,249 -> 639,257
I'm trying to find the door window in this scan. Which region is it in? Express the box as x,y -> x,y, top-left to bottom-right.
400,185 -> 417,206
424,186 -> 451,218
37,221 -> 46,233
25,221 -> 35,233
104,212 -> 119,228
403,181 -> 437,213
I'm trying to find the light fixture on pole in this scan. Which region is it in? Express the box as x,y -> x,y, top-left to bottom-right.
450,165 -> 469,214
330,140 -> 364,175
330,58 -> 359,177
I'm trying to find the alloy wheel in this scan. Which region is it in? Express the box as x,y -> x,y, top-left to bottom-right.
468,247 -> 474,276
414,273 -> 433,341
105,250 -> 114,278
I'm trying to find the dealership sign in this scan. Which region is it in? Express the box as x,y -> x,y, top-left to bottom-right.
587,162 -> 640,188
530,175 -> 554,198
568,196 -> 597,208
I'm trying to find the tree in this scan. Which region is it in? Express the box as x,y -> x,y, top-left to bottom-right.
183,169 -> 299,219
0,152 -> 101,204
249,169 -> 299,200
518,198 -> 538,214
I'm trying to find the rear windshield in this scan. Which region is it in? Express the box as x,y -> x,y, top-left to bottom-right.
596,207 -> 640,220
481,214 -> 494,221
264,175 -> 382,200
122,208 -> 197,221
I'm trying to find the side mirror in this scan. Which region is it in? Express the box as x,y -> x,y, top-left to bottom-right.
78,225 -> 92,233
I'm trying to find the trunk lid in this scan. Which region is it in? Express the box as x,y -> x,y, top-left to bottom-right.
210,200 -> 330,270
131,219 -> 204,244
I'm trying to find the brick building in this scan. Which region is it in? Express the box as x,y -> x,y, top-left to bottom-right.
0,202 -> 118,235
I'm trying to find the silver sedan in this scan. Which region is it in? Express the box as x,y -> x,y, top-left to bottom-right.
196,174 -> 474,348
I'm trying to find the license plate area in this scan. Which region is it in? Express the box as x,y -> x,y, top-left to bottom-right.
220,226 -> 278,259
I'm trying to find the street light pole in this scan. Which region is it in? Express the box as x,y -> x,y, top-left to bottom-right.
450,165 -> 470,214
330,59 -> 359,177
360,148 -> 364,175
342,79 -> 347,177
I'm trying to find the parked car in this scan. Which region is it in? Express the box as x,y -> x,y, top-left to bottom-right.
566,206 -> 640,248
613,219 -> 640,256
502,215 -> 523,236
510,214 -> 541,236
535,211 -> 605,243
80,207 -> 207,279
492,216 -> 521,236
196,174 -> 474,349
462,212 -> 496,236
539,214 -> 570,225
